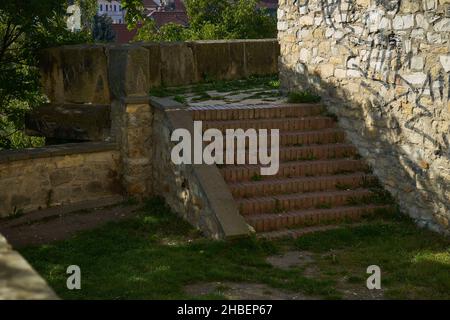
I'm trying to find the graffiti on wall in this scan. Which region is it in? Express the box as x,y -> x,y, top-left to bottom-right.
292,0 -> 450,153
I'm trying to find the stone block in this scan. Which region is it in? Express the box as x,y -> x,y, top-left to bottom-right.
244,40 -> 279,76
188,41 -> 237,81
142,43 -> 162,88
39,48 -> 65,103
60,45 -> 110,104
434,18 -> 450,31
160,42 -> 197,86
25,103 -> 111,141
108,45 -> 150,99
439,55 -> 450,72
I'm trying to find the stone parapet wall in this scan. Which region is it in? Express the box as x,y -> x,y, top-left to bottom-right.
278,0 -> 450,233
151,97 -> 250,239
40,40 -> 279,105
0,142 -> 121,217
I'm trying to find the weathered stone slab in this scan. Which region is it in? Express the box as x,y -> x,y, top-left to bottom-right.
25,103 -> 111,141
61,45 -> 110,104
189,41 -> 230,81
142,42 -> 162,88
245,39 -> 279,76
160,42 -> 197,86
108,45 -> 150,99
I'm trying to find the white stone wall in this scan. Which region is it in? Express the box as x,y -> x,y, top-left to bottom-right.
279,0 -> 450,233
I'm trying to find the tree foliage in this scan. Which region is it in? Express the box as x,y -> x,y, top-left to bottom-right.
0,0 -> 91,149
93,14 -> 116,42
130,0 -> 276,42
77,0 -> 99,31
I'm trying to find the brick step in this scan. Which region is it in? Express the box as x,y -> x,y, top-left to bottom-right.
229,173 -> 376,198
246,205 -> 391,233
279,128 -> 346,146
238,189 -> 374,215
203,116 -> 336,132
257,225 -> 345,240
221,159 -> 368,183
190,104 -> 324,121
221,144 -> 357,163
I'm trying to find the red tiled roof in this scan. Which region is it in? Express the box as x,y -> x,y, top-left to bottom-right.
142,0 -> 159,8
258,0 -> 278,9
111,24 -> 137,44
150,10 -> 188,28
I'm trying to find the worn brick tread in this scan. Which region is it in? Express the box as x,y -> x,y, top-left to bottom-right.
221,159 -> 368,182
246,205 -> 391,232
191,103 -> 324,121
193,103 -> 392,239
203,116 -> 336,132
257,225 -> 345,240
238,189 -> 374,215
229,173 -> 376,198
279,128 -> 346,145
225,143 -> 357,162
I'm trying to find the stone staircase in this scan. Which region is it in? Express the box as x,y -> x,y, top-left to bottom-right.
191,104 -> 393,239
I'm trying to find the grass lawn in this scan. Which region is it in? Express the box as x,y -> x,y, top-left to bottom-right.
20,198 -> 450,300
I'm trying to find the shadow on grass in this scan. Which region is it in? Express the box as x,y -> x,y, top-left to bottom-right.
19,197 -> 334,300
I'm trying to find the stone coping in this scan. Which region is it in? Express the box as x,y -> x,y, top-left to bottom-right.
51,39 -> 279,50
0,141 -> 118,164
122,96 -> 187,110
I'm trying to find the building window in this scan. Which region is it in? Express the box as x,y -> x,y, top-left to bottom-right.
99,4 -> 103,11
119,5 -> 122,11
114,5 -> 116,11
106,5 -> 108,11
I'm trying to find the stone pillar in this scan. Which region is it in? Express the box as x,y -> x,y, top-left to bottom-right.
121,97 -> 153,198
108,46 -> 153,198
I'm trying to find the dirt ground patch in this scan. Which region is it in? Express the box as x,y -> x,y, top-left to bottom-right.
0,204 -> 139,248
184,282 -> 316,300
266,251 -> 314,270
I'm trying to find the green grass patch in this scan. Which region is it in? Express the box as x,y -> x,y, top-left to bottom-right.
20,197 -> 334,300
287,91 -> 321,103
294,220 -> 450,299
19,198 -> 450,300
149,75 -> 279,99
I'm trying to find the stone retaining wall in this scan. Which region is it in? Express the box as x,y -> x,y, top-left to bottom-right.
40,40 -> 279,105
150,97 -> 250,239
0,142 -> 121,217
278,0 -> 450,233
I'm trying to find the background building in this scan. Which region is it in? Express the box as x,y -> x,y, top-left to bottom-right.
97,0 -> 126,24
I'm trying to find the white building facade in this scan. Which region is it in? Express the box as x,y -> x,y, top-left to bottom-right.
97,0 -> 126,24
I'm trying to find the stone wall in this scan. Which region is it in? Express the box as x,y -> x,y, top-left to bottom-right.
278,0 -> 450,233
8,40 -> 275,237
0,143 -> 121,217
150,97 -> 250,239
40,40 -> 279,104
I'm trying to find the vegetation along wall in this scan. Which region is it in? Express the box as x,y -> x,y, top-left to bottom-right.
278,0 -> 450,233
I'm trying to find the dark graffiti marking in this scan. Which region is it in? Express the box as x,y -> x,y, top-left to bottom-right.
376,0 -> 401,14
